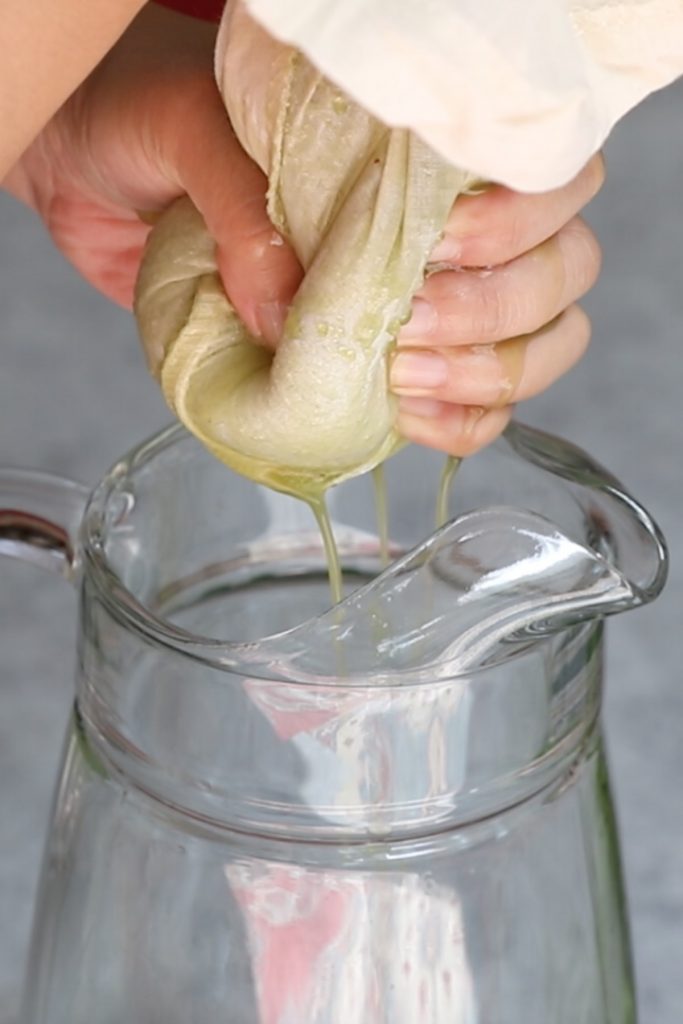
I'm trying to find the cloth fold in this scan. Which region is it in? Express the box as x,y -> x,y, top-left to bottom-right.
244,0 -> 683,191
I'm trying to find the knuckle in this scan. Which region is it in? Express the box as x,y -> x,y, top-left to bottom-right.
474,278 -> 519,341
560,217 -> 603,295
485,207 -> 526,265
463,199 -> 526,266
567,305 -> 593,353
587,151 -> 607,196
501,211 -> 527,261
242,226 -> 282,266
578,225 -> 602,291
569,152 -> 606,206
224,213 -> 282,270
230,193 -> 272,242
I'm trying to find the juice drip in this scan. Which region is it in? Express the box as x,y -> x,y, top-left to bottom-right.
309,493 -> 350,675
257,505 -> 634,677
436,456 -> 461,529
312,454 -> 458,608
256,453 -> 460,611
372,463 -> 390,568
309,495 -> 343,605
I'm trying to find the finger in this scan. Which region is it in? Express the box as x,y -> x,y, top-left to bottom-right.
173,87 -> 303,347
391,305 -> 591,408
46,197 -> 151,309
400,216 -> 601,348
431,153 -> 605,268
396,400 -> 513,459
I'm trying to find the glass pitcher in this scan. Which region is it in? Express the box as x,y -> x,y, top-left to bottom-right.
0,421 -> 667,1024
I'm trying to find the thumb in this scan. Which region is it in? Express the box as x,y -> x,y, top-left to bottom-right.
177,100 -> 302,348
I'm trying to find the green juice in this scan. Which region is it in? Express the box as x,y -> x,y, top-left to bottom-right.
306,453 -> 458,607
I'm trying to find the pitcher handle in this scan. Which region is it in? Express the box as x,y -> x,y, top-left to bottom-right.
0,468 -> 89,580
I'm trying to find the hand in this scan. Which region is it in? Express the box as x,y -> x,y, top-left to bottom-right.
392,156 -> 605,456
4,0 -> 603,461
2,3 -> 302,344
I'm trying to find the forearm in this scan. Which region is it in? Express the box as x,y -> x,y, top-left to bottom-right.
0,0 -> 147,180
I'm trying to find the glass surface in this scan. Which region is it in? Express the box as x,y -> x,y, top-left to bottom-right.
0,422 -> 666,1022
24,712 -> 633,1024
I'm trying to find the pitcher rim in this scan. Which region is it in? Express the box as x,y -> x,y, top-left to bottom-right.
79,421 -> 667,687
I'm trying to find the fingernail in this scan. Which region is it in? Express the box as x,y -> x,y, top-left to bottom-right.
397,396 -> 443,419
400,298 -> 438,338
256,301 -> 287,343
391,350 -> 448,393
429,233 -> 464,264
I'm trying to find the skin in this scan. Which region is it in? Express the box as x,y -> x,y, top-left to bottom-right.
2,3 -> 605,459
0,0 -> 147,177
395,160 -> 605,455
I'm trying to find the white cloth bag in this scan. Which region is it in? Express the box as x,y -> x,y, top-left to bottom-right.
241,0 -> 683,190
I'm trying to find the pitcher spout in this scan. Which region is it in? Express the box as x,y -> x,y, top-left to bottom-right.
251,422 -> 668,682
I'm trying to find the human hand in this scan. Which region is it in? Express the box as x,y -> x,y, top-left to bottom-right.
393,156 -> 605,457
4,0 -> 603,461
2,3 -> 302,345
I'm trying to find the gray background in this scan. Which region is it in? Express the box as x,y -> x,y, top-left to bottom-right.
1,80 -> 682,1021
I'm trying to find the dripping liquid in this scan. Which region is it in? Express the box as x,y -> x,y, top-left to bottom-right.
436,456 -> 460,529
309,496 -> 344,605
372,463 -> 390,568
310,455 -> 456,606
